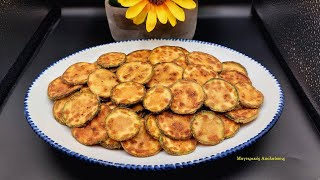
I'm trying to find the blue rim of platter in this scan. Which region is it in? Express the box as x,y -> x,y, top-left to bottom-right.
24,38 -> 285,171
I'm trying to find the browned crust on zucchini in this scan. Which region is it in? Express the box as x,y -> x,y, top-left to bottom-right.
87,69 -> 119,98
145,114 -> 161,140
222,61 -> 248,75
187,51 -> 222,73
159,135 -> 197,156
126,49 -> 151,63
116,62 -> 154,84
111,82 -> 146,106
149,46 -> 184,65
183,64 -> 219,85
225,108 -> 260,124
147,62 -> 184,87
61,62 -> 99,85
48,77 -> 82,100
219,70 -> 252,85
143,85 -> 172,113
96,52 -> 126,68
217,114 -> 240,139
235,82 -> 264,108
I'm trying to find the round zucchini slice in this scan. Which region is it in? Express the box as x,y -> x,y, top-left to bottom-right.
61,62 -> 99,85
47,77 -> 82,100
187,51 -> 222,73
80,86 -> 92,94
191,111 -> 224,145
87,69 -> 119,98
71,103 -> 111,145
126,49 -> 151,63
159,135 -> 197,156
105,108 -> 141,141
111,82 -> 146,106
218,114 -> 240,139
145,114 -> 161,140
52,96 -> 71,125
225,107 -> 260,124
222,61 -> 248,75
156,111 -> 192,140
100,135 -> 122,149
116,62 -> 153,84
203,78 -> 239,112
121,119 -> 161,157
183,64 -> 219,85
63,92 -> 100,128
96,52 -> 126,68
219,70 -> 252,85
235,82 -> 264,108
147,62 -> 184,87
170,80 -> 205,114
143,85 -> 172,113
149,46 -> 184,65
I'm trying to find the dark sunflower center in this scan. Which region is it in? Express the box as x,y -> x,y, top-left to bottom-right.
149,0 -> 165,5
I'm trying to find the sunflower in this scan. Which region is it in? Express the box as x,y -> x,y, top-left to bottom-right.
118,0 -> 197,32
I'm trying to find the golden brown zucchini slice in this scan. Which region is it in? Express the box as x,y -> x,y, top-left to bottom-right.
111,82 -> 146,106
145,114 -> 161,140
225,108 -> 260,124
105,108 -> 141,141
156,111 -> 192,140
149,46 -> 184,65
100,135 -> 122,149
174,55 -> 188,69
222,61 -> 248,75
71,103 -> 111,145
170,80 -> 205,114
235,82 -> 264,108
63,92 -> 100,127
187,51 -> 222,73
87,69 -> 119,98
183,65 -> 219,85
147,62 -> 183,87
218,114 -> 240,139
126,49 -> 151,63
219,70 -> 251,85
61,62 -> 99,85
52,96 -> 71,125
96,52 -> 126,68
191,111 -> 224,145
80,86 -> 92,93
121,119 -> 161,157
177,46 -> 189,55
159,135 -> 197,156
48,77 -> 82,100
203,79 -> 239,112
143,85 -> 172,113
116,62 -> 153,84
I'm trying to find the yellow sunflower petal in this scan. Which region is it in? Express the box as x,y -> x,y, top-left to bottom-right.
165,0 -> 185,22
133,4 -> 150,25
126,0 -> 148,19
118,0 -> 142,7
164,5 -> 177,27
146,5 -> 157,32
171,0 -> 196,9
156,5 -> 167,24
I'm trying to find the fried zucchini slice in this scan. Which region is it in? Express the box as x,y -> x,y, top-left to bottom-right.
170,80 -> 205,114
183,65 -> 219,85
52,96 -> 71,125
191,111 -> 224,145
47,77 -> 82,100
225,108 -> 260,124
121,119 -> 161,157
105,108 -> 141,141
235,82 -> 264,108
147,62 -> 183,87
130,103 -> 144,113
218,114 -> 240,139
80,86 -> 92,93
219,70 -> 251,85
203,79 -> 239,112
156,111 -> 192,140
159,135 -> 197,156
116,62 -> 153,84
111,82 -> 146,106
222,61 -> 248,75
126,49 -> 151,63
145,114 -> 161,140
143,85 -> 172,113
177,46 -> 189,55
149,46 -> 184,65
96,52 -> 126,68
71,103 -> 111,145
187,51 -> 222,73
87,69 -> 119,98
100,135 -> 122,149
63,92 -> 100,127
61,62 -> 99,85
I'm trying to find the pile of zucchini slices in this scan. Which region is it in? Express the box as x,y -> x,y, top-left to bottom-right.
47,46 -> 264,157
